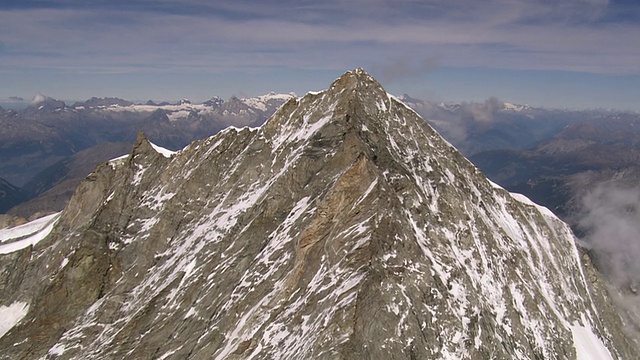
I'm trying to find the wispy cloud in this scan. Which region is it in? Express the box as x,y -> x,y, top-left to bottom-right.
371,57 -> 440,83
1,0 -> 639,107
1,0 -> 638,75
577,182 -> 640,291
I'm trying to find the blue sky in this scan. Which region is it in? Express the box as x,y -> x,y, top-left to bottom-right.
1,0 -> 639,110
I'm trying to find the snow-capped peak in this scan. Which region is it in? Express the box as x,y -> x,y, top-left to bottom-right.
241,93 -> 296,112
502,102 -> 531,112
27,94 -> 66,110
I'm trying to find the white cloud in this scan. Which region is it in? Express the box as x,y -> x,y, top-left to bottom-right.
577,183 -> 640,289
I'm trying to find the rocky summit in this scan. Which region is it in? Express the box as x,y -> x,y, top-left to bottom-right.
0,69 -> 637,359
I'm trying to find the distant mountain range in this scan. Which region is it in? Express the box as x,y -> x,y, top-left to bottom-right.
398,95 -> 625,157
3,91 -> 640,237
0,93 -> 294,216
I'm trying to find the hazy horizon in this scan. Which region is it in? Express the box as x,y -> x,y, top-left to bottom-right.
2,1 -> 639,111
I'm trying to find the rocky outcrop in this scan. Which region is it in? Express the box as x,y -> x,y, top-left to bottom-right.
0,70 -> 636,359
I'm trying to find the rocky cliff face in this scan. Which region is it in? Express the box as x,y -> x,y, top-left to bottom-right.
0,69 -> 636,359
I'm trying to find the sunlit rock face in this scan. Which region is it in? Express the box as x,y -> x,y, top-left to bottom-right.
0,69 -> 636,359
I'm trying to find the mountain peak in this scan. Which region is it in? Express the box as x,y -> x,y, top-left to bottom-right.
262,68 -> 419,161
329,68 -> 383,93
73,97 -> 133,108
27,93 -> 65,110
0,70 -> 636,359
129,132 -> 175,160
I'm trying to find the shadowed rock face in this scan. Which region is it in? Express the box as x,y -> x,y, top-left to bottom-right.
0,178 -> 27,214
0,69 -> 636,359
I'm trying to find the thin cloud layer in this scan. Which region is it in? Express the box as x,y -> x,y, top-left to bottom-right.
1,0 -> 638,73
1,0 -> 639,106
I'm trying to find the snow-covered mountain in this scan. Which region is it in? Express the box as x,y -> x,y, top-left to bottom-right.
241,92 -> 297,112
71,93 -> 295,123
0,70 -> 636,359
26,93 -> 66,112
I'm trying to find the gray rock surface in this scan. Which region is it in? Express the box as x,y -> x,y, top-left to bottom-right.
0,69 -> 636,359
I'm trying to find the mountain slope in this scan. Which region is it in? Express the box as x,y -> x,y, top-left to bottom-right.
0,178 -> 27,214
0,69 -> 635,359
6,142 -> 133,218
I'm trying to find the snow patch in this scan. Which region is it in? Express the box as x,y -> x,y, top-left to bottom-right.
242,93 -> 295,112
502,102 -> 530,112
157,348 -> 178,360
166,110 -> 191,121
0,213 -> 61,254
571,325 -> 614,360
48,343 -> 66,356
0,301 -> 29,338
0,213 -> 59,243
108,154 -> 129,169
149,141 -> 176,158
510,192 -> 558,220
